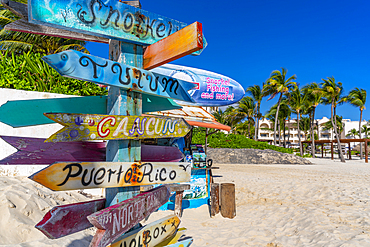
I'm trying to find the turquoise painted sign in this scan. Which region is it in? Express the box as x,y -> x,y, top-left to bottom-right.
28,0 -> 206,54
0,94 -> 180,127
42,51 -> 196,103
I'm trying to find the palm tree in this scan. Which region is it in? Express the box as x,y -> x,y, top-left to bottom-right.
347,128 -> 359,138
343,88 -> 366,159
0,1 -> 88,54
320,76 -> 345,162
233,96 -> 255,138
303,82 -> 323,158
362,125 -> 370,138
265,101 -> 291,147
263,68 -> 296,146
288,85 -> 308,156
246,84 -> 264,141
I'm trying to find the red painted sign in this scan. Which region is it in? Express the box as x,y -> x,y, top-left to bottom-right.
87,185 -> 170,247
35,199 -> 105,239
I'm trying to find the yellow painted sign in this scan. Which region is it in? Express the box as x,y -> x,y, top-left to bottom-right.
109,215 -> 180,247
44,113 -> 191,142
29,161 -> 192,191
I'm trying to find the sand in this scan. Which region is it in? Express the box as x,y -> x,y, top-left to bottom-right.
2,158 -> 370,246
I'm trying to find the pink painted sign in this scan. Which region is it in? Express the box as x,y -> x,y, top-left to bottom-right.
87,185 -> 170,247
35,199 -> 105,239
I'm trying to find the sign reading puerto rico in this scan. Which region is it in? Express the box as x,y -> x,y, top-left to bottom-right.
88,185 -> 170,247
152,64 -> 245,106
42,51 -> 196,102
44,113 -> 191,142
28,0 -> 206,53
29,161 -> 192,191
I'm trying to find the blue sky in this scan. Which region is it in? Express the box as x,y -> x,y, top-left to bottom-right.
86,0 -> 370,121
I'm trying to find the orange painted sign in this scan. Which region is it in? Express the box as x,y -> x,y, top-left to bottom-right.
29,161 -> 192,191
44,113 -> 191,142
143,22 -> 203,70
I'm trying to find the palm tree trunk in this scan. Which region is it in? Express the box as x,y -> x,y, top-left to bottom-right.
297,112 -> 303,156
248,119 -> 251,139
274,93 -> 283,146
359,109 -> 363,159
254,103 -> 258,141
311,107 -> 316,158
257,103 -> 260,141
278,119 -> 281,146
332,104 -> 345,162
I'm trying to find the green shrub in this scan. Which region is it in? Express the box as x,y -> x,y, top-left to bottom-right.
0,51 -> 107,96
192,128 -> 293,154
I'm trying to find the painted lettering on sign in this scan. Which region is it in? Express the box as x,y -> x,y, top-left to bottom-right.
151,64 -> 245,106
108,215 -> 180,247
29,161 -> 192,191
44,113 -> 191,142
42,51 -> 196,102
88,186 -> 170,247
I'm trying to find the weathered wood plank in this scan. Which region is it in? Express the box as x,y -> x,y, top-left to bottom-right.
152,64 -> 246,106
0,136 -> 183,164
28,0 -> 197,46
87,185 -> 170,247
0,94 -> 181,128
210,183 -> 220,217
29,161 -> 191,191
108,215 -> 180,247
44,113 -> 191,142
220,183 -> 236,219
143,22 -> 203,70
35,199 -> 105,239
42,51 -> 196,102
5,19 -> 110,43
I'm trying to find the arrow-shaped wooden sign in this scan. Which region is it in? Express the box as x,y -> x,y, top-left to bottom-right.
165,238 -> 194,247
143,21 -> 203,70
0,94 -> 181,128
44,113 -> 191,142
42,51 -> 196,102
29,161 -> 191,191
28,0 -> 206,54
87,185 -> 170,247
0,136 -> 184,165
108,215 -> 180,247
35,198 -> 105,239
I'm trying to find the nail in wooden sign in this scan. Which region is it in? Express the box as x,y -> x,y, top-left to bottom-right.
35,198 -> 105,239
44,113 -> 191,142
108,215 -> 180,247
29,161 -> 192,191
42,51 -> 196,102
87,185 -> 170,247
143,22 -> 203,70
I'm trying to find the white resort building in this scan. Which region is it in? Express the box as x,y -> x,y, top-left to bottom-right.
257,117 -> 367,146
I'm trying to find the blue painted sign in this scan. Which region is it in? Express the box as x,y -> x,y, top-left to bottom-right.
28,0 -> 206,54
42,51 -> 196,102
152,64 -> 245,106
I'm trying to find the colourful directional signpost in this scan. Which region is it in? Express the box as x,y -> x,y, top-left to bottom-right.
44,113 -> 191,142
42,50 -> 197,103
0,0 -> 244,245
87,185 -> 170,247
108,215 -> 181,247
29,161 -> 192,191
35,199 -> 106,239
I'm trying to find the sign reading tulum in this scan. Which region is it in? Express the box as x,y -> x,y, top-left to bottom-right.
42,51 -> 197,102
44,113 -> 191,142
29,161 -> 192,191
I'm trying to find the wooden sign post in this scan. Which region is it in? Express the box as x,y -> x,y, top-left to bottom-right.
29,161 -> 192,191
44,113 -> 192,142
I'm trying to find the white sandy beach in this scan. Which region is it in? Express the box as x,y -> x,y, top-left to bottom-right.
1,157 -> 370,246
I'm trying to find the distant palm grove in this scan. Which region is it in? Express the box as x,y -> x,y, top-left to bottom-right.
214,68 -> 366,163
